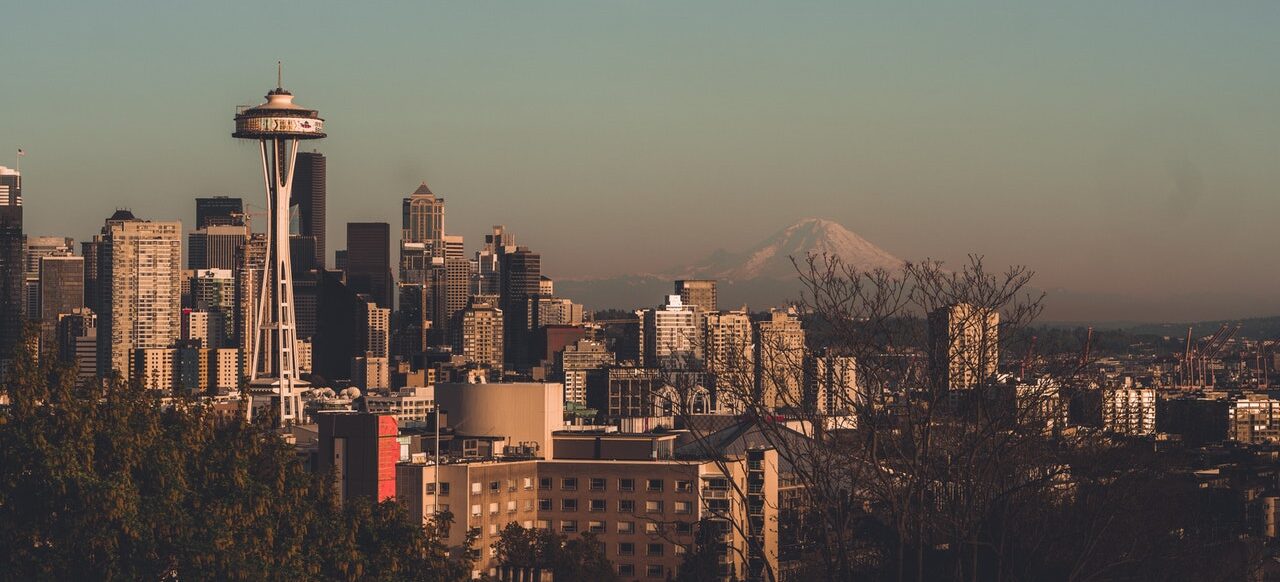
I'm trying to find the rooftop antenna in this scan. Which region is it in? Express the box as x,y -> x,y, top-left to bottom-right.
277,60 -> 282,89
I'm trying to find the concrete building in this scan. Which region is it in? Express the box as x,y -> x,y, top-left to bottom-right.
675,279 -> 718,313
366,386 -> 435,426
192,268 -> 235,347
133,347 -> 176,391
455,300 -> 504,375
180,309 -> 214,348
807,351 -> 858,417
401,182 -> 444,247
317,412 -> 401,503
431,256 -> 473,346
538,275 -> 554,296
704,309 -> 754,413
101,218 -> 182,381
929,303 -> 999,390
558,339 -> 615,406
193,196 -> 243,229
641,295 -> 701,369
755,307 -> 805,410
434,382 -> 564,458
351,355 -> 391,390
1229,394 -> 1280,444
1074,386 -> 1156,436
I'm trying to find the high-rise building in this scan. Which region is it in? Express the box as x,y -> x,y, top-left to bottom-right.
347,222 -> 392,308
235,233 -> 267,379
401,182 -> 443,246
430,257 -> 473,346
192,268 -> 236,347
703,309 -> 754,412
539,275 -> 554,296
807,351 -> 858,416
755,307 -> 806,410
100,217 -> 182,381
455,300 -> 504,375
181,309 -> 213,348
317,412 -> 399,503
38,254 -> 84,353
474,225 -> 515,296
499,246 -> 540,369
57,308 -> 97,383
194,196 -> 244,229
928,303 -> 999,390
23,236 -> 72,323
557,338 -> 615,406
357,294 -> 391,360
81,237 -> 102,314
642,295 -> 701,369
292,152 -> 326,268
187,224 -> 248,270
675,279 -> 718,313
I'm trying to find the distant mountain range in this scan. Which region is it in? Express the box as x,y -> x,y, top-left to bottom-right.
558,218 -> 904,311
556,217 -> 1280,327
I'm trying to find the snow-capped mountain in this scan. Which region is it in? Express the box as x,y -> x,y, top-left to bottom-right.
673,218 -> 903,281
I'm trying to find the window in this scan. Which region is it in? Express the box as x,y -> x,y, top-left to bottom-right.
647,543 -> 664,556
620,478 -> 635,492
589,499 -> 607,512
590,477 -> 606,491
489,546 -> 497,557
562,478 -> 578,491
645,500 -> 663,513
619,542 -> 635,556
523,520 -> 533,529
706,477 -> 729,490
439,482 -> 451,496
561,520 -> 578,533
538,499 -> 552,511
706,499 -> 729,512
489,481 -> 500,492
647,564 -> 664,578
471,482 -> 482,495
675,480 -> 692,493
471,504 -> 481,517
539,477 -> 552,490
524,500 -> 534,512
618,521 -> 635,534
562,498 -> 578,512
589,520 -> 606,533
647,479 -> 663,492
489,502 -> 498,515
619,499 -> 635,513
674,501 -> 692,514
425,483 -> 436,494
523,477 -> 533,490
675,521 -> 692,534
675,544 -> 687,556
507,479 -> 516,491
645,522 -> 660,534
536,519 -> 550,530
507,500 -> 517,513
619,564 -> 635,577
489,524 -> 498,535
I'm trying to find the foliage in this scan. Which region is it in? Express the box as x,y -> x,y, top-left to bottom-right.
489,523 -> 618,581
0,333 -> 471,581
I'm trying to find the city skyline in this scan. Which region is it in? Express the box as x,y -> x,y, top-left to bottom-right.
3,2 -> 1279,321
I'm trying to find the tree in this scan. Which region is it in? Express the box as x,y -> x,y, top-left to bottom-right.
490,523 -> 618,581
0,330 -> 471,581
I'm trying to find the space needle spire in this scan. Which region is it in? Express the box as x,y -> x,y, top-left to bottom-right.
233,67 -> 326,425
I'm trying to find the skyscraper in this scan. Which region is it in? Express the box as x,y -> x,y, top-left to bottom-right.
675,279 -> 718,313
57,308 -> 97,383
81,237 -> 102,314
0,165 -> 25,367
292,151 -> 326,268
499,246 -> 540,369
401,182 -> 443,246
474,225 -> 514,296
100,217 -> 182,380
187,224 -> 248,270
24,236 -> 74,321
194,196 -> 244,229
455,299 -> 504,375
430,257 -> 473,346
38,254 -> 84,354
755,307 -> 806,410
642,294 -> 702,369
928,303 -> 999,391
192,268 -> 236,348
347,222 -> 392,308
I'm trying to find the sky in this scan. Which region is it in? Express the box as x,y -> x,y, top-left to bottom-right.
2,1 -> 1279,320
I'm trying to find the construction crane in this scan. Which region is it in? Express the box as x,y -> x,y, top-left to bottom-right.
1201,323 -> 1241,388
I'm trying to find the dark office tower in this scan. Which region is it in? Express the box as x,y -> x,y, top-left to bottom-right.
57,308 -> 97,383
428,257 -> 474,346
194,196 -> 244,229
314,269 -> 361,381
395,282 -> 429,357
188,224 -> 248,270
334,249 -> 348,273
289,235 -> 318,273
346,222 -> 392,309
38,255 -> 84,354
499,246 -> 540,369
81,237 -> 102,314
0,166 -> 24,368
292,151 -> 326,268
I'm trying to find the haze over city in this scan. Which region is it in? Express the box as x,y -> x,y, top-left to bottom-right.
4,1 -> 1279,321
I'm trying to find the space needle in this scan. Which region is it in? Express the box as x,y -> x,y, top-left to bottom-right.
233,65 -> 325,425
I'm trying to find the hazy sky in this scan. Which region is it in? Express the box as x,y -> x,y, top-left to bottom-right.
3,1 -> 1279,318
